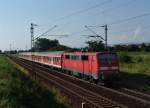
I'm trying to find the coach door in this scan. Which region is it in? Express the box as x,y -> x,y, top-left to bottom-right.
90,55 -> 94,77
81,55 -> 89,77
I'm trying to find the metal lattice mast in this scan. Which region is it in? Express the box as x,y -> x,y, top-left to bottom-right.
84,24 -> 108,50
30,23 -> 38,52
30,23 -> 34,51
103,25 -> 108,49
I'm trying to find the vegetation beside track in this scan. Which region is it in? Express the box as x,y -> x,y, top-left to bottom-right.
118,52 -> 150,92
0,55 -> 69,108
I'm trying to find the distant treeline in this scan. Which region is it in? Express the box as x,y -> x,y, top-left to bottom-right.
110,43 -> 150,52
2,38 -> 150,53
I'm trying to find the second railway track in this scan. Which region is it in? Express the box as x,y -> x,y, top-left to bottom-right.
11,57 -> 150,108
118,88 -> 150,101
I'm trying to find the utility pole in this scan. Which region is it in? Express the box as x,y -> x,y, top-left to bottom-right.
30,23 -> 38,52
84,24 -> 108,50
101,25 -> 108,49
105,25 -> 108,48
30,23 -> 34,51
30,23 -> 38,80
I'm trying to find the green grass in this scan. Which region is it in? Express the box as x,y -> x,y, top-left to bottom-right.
119,52 -> 150,75
118,52 -> 150,92
0,55 -> 70,108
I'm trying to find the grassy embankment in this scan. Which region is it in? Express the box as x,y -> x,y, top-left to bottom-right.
118,52 -> 150,92
0,55 -> 70,108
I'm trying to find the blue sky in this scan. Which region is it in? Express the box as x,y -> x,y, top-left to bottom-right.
0,0 -> 149,51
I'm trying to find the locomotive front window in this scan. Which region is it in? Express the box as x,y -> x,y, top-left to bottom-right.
99,54 -> 117,63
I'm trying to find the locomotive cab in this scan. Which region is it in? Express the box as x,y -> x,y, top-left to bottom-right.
97,52 -> 120,82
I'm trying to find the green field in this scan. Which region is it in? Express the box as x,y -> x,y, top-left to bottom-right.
119,52 -> 150,92
0,55 -> 69,108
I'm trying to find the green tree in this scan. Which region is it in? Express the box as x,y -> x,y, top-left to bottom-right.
34,38 -> 59,51
127,44 -> 140,51
114,45 -> 127,51
34,38 -> 77,52
86,40 -> 105,51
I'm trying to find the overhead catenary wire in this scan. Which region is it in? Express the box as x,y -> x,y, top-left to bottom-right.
109,12 -> 150,26
109,24 -> 150,44
65,0 -> 142,35
33,0 -> 113,41
33,0 -> 147,36
34,25 -> 57,40
32,1 -> 150,47
37,0 -> 137,39
110,24 -> 150,34
41,0 -> 113,26
82,12 -> 150,36
41,0 -> 135,28
40,34 -> 68,39
84,25 -> 105,41
100,0 -> 138,14
85,12 -> 150,27
68,12 -> 150,46
53,0 -> 138,33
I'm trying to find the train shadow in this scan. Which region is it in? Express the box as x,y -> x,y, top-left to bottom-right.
115,71 -> 150,93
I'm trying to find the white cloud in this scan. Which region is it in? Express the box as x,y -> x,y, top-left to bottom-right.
133,26 -> 142,40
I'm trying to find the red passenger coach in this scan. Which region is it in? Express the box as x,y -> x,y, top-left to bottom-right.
36,52 -> 62,68
19,52 -> 63,68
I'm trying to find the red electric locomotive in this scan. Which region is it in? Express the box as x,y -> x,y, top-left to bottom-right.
62,52 -> 119,82
19,51 -> 119,83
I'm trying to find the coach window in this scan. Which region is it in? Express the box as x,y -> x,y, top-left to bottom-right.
65,55 -> 70,59
57,57 -> 59,61
58,57 -> 61,61
81,55 -> 89,61
49,57 -> 51,61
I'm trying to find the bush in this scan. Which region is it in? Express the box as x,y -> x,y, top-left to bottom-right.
119,52 -> 133,63
0,56 -> 68,108
136,56 -> 143,63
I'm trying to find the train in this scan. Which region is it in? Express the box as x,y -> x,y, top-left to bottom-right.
18,51 -> 120,83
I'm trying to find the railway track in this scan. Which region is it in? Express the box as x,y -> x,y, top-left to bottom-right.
13,57 -> 125,108
11,57 -> 150,108
119,88 -> 150,102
